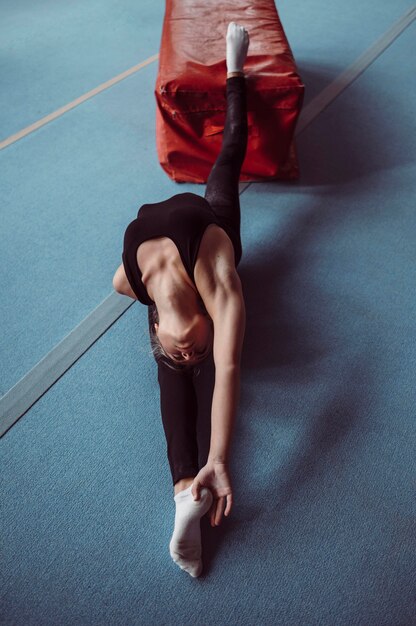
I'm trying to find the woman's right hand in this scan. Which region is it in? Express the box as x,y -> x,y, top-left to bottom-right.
191,460 -> 233,526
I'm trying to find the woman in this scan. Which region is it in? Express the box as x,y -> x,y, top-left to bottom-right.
113,22 -> 249,577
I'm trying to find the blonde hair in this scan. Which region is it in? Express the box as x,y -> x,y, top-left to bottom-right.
147,302 -> 212,371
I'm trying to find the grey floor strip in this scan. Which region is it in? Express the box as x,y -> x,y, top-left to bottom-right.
1,6 -> 415,437
0,293 -> 133,436
296,4 -> 416,135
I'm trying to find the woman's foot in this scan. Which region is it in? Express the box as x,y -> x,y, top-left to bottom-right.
169,483 -> 213,578
226,22 -> 249,75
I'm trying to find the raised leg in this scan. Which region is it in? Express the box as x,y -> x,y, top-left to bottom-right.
204,23 -> 249,238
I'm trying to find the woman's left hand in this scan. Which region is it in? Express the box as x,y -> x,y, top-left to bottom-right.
191,460 -> 233,526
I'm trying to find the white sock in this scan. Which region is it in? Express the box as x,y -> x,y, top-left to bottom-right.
226,22 -> 249,74
169,484 -> 213,578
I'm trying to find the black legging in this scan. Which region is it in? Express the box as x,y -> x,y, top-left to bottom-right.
151,76 -> 248,486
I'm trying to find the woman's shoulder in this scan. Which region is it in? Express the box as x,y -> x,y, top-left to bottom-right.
194,225 -> 239,296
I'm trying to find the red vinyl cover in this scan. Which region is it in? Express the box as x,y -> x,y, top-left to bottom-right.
155,0 -> 305,183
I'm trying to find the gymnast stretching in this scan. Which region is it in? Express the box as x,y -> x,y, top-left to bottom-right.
113,22 -> 249,577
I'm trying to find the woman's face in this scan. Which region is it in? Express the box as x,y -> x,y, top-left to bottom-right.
155,312 -> 213,364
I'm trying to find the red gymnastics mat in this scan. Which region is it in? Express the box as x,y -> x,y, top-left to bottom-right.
154,0 -> 305,183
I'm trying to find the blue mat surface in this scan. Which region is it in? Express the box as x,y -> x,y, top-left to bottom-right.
0,0 -> 163,137
0,60 -> 199,392
1,1 -> 415,624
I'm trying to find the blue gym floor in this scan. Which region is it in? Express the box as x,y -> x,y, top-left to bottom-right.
1,1 -> 415,624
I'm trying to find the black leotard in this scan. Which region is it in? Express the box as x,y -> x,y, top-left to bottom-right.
122,192 -> 242,305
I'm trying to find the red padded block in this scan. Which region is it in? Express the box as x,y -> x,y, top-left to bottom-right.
155,0 -> 305,183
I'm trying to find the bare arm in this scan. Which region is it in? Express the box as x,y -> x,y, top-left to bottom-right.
112,263 -> 137,300
204,270 -> 246,464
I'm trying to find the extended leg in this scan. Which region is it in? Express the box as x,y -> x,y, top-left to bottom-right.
157,361 -> 200,487
155,358 -> 212,579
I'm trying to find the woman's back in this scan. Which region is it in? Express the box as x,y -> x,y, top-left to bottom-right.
121,192 -> 242,305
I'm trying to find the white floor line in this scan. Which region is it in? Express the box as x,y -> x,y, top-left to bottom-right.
295,4 -> 416,135
0,53 -> 159,151
1,6 -> 415,436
